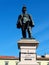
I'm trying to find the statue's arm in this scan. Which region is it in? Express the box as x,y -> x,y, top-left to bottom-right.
28,14 -> 34,27
16,15 -> 22,28
17,15 -> 21,23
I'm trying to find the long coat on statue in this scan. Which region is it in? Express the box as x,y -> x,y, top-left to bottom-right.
17,14 -> 34,29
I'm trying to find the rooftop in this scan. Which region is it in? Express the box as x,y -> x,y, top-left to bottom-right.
0,54 -> 49,60
0,56 -> 19,60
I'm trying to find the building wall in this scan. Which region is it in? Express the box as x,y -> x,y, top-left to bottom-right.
0,59 -> 49,65
0,60 -> 19,65
37,60 -> 49,65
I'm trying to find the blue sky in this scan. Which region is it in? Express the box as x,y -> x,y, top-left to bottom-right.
0,0 -> 49,57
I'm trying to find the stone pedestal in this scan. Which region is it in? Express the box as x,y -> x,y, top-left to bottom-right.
18,39 -> 39,65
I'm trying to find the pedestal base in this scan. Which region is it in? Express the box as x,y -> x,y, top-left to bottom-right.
18,39 -> 39,65
18,61 -> 39,65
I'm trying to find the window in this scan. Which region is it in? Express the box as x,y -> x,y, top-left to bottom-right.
37,62 -> 41,65
16,62 -> 19,65
47,62 -> 49,65
5,61 -> 8,65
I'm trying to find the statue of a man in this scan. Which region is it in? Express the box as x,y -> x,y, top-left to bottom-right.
16,6 -> 34,38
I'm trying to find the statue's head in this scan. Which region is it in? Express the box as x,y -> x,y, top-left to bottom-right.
22,6 -> 27,14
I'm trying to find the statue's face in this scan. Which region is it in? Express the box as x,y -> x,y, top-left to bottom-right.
22,7 -> 26,14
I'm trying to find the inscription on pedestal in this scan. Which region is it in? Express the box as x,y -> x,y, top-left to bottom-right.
24,54 -> 35,60
21,53 -> 36,61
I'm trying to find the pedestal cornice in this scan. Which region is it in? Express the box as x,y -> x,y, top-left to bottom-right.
18,39 -> 39,49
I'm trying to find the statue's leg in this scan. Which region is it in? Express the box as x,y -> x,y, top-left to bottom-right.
21,28 -> 26,38
27,27 -> 32,38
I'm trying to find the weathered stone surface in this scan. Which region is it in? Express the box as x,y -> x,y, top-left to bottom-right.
17,39 -> 39,65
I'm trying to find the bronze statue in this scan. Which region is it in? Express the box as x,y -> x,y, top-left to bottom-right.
16,6 -> 34,38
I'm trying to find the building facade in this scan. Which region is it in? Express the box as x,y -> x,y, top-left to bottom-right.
0,55 -> 49,65
0,56 -> 19,65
